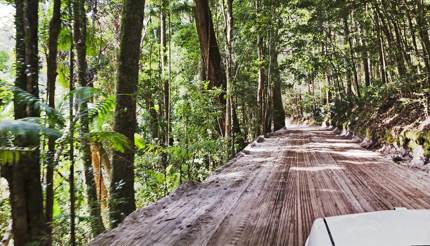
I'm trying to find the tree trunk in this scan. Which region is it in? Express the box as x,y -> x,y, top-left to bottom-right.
272,49 -> 285,131
223,0 -> 236,154
160,0 -> 170,146
145,42 -> 160,140
343,15 -> 360,98
373,6 -> 387,84
45,0 -> 61,244
194,0 -> 227,135
160,0 -> 169,194
415,1 -> 430,82
358,22 -> 371,87
256,0 -> 265,135
68,28 -> 76,246
73,0 -> 105,235
374,1 -> 406,77
110,0 -> 145,227
1,0 -> 47,245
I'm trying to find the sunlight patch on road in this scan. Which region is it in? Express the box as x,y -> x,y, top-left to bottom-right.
290,165 -> 344,172
313,188 -> 342,193
338,149 -> 378,158
213,171 -> 244,180
304,142 -> 358,149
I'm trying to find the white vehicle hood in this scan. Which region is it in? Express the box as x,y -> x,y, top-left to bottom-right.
306,209 -> 430,246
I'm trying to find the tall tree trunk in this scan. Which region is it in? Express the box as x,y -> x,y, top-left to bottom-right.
160,0 -> 169,194
68,27 -> 76,246
45,0 -> 61,244
374,1 -> 406,77
414,0 -> 430,115
1,0 -> 47,245
266,24 -> 274,134
373,6 -> 387,84
268,0 -> 284,132
406,7 -> 421,73
73,0 -> 105,235
110,0 -> 145,227
223,0 -> 235,154
194,0 -> 227,135
414,1 -> 430,80
271,48 -> 285,131
145,42 -> 160,140
343,15 -> 360,98
160,0 -> 170,146
358,22 -> 371,87
256,0 -> 265,135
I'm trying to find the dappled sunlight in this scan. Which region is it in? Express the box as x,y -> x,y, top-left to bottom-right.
291,165 -> 344,172
313,188 -> 342,194
337,160 -> 383,166
321,138 -> 358,143
304,141 -> 359,149
246,146 -> 283,153
213,171 -> 245,180
336,149 -> 379,158
251,157 -> 275,162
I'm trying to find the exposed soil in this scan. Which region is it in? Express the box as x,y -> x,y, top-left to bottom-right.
90,125 -> 430,246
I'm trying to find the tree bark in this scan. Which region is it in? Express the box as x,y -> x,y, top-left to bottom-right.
194,0 -> 227,135
343,15 -> 360,98
222,0 -> 237,154
256,0 -> 266,135
110,0 -> 145,227
373,6 -> 387,84
45,0 -> 61,244
414,0 -> 430,83
1,0 -> 47,245
68,27 -> 76,246
73,0 -> 105,235
160,0 -> 170,146
272,48 -> 285,131
358,22 -> 371,87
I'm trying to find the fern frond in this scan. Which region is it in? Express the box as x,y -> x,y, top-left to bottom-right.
67,86 -> 103,104
0,118 -> 62,140
0,81 -> 65,127
88,96 -> 115,120
86,131 -> 130,153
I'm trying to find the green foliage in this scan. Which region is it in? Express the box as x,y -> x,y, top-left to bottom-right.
0,82 -> 13,114
0,193 -> 10,238
0,51 -> 9,72
88,95 -> 115,121
134,80 -> 227,206
0,146 -> 36,165
0,118 -> 61,165
0,81 -> 65,126
0,118 -> 61,140
87,131 -> 130,153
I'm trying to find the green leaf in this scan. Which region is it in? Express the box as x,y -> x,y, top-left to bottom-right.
0,118 -> 62,140
87,131 -> 131,153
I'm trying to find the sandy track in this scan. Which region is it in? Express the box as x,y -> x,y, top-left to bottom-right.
90,125 -> 430,246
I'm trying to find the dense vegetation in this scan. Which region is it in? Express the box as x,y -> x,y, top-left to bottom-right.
283,0 -> 430,163
0,0 -> 429,245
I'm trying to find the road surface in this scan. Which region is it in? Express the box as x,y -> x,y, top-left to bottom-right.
91,125 -> 430,246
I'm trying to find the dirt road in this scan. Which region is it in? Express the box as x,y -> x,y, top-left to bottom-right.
91,125 -> 430,246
